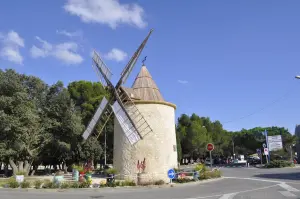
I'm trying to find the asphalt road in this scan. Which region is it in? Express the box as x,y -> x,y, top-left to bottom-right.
2,167 -> 300,199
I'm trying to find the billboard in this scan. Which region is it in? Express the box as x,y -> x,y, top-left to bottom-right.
267,135 -> 283,151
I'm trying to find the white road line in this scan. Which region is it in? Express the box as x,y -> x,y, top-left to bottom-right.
224,177 -> 282,183
218,193 -> 238,199
278,191 -> 297,198
184,184 -> 279,199
279,183 -> 300,192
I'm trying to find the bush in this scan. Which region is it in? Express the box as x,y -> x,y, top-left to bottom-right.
15,171 -> 27,176
20,181 -> 31,188
7,178 -> 19,188
265,160 -> 293,168
70,181 -> 80,188
199,169 -> 222,180
122,180 -> 136,186
195,164 -> 207,173
60,182 -> 71,189
34,180 -> 43,189
43,180 -> 59,189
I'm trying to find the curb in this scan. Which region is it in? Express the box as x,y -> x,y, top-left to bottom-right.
0,177 -> 224,192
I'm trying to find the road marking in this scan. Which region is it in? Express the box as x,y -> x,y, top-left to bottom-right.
279,183 -> 300,192
218,193 -> 238,199
224,177 -> 282,183
184,184 -> 278,199
278,191 -> 297,198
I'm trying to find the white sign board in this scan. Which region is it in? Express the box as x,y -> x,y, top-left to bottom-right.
15,175 -> 24,183
267,135 -> 283,151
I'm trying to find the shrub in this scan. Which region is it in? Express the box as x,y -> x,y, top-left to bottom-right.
122,180 -> 136,186
43,180 -> 59,189
20,181 -> 31,188
15,171 -> 27,176
70,181 -> 80,188
106,168 -> 117,175
60,182 -> 71,189
195,164 -> 207,173
7,178 -> 19,188
265,160 -> 293,168
199,169 -> 222,180
34,180 -> 43,189
79,181 -> 90,188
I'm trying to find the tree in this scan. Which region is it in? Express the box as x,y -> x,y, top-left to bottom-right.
43,81 -> 84,172
68,81 -> 113,164
0,69 -> 48,175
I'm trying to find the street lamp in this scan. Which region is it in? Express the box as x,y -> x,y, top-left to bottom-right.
295,76 -> 300,79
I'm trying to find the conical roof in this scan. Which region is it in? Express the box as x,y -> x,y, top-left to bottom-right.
131,65 -> 164,102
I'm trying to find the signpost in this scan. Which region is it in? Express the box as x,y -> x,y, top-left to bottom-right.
207,143 -> 214,170
167,169 -> 175,184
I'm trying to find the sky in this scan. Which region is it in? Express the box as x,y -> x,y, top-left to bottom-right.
1,0 -> 300,133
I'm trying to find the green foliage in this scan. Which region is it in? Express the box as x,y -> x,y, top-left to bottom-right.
106,168 -> 117,174
195,164 -> 207,172
20,180 -> 31,188
60,182 -> 71,189
33,180 -> 43,189
265,160 -> 294,168
7,178 -> 19,188
176,113 -> 295,159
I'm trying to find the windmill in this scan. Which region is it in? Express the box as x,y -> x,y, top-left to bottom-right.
82,29 -> 154,145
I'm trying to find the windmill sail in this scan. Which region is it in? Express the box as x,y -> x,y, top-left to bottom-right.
116,29 -> 154,88
111,100 -> 141,145
92,51 -> 113,86
82,97 -> 108,140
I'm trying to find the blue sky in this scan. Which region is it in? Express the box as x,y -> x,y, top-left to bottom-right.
1,0 -> 300,133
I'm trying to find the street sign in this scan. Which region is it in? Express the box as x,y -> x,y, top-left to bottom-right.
256,149 -> 261,155
167,169 -> 175,179
207,143 -> 214,151
264,148 -> 269,155
263,143 -> 266,148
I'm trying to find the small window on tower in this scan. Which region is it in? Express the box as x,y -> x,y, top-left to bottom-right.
173,145 -> 177,152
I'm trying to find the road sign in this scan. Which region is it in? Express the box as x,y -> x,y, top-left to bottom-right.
167,169 -> 175,179
264,148 -> 269,155
207,143 -> 214,151
256,149 -> 261,154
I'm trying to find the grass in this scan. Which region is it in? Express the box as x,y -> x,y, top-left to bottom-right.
0,177 -> 42,188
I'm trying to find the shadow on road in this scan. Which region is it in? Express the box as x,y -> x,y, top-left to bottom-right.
254,172 -> 300,181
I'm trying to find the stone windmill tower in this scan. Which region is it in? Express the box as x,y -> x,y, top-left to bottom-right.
114,62 -> 178,183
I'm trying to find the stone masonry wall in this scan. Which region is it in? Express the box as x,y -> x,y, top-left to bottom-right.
113,103 -> 178,183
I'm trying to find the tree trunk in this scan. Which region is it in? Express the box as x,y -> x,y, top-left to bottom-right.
0,162 -> 2,172
30,165 -> 38,176
4,163 -> 8,177
63,162 -> 67,173
9,159 -> 18,175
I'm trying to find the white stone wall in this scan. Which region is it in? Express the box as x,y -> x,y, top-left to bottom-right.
113,103 -> 178,183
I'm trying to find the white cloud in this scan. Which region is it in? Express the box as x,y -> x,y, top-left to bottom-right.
30,36 -> 83,65
63,0 -> 147,29
56,30 -> 83,37
104,48 -> 127,62
0,30 -> 24,65
178,80 -> 188,84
